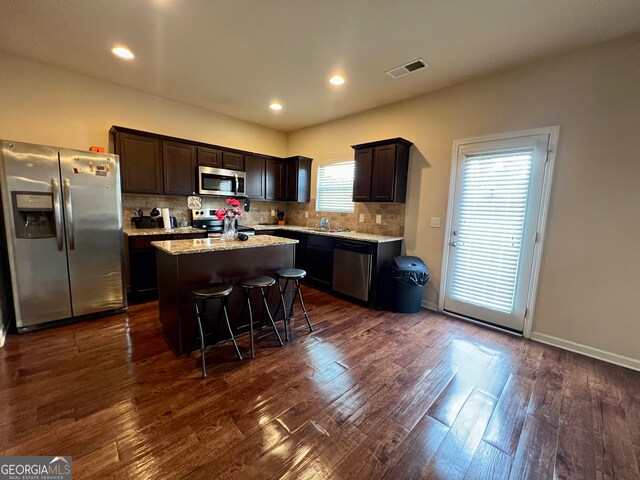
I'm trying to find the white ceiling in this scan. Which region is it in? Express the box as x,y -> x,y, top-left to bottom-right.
2,0 -> 640,132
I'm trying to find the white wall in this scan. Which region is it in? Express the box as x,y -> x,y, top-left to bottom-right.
0,53 -> 288,156
288,35 -> 640,364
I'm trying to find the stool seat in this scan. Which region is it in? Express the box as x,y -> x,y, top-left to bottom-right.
191,283 -> 233,299
275,268 -> 306,279
238,275 -> 276,289
237,275 -> 283,358
189,281 -> 240,378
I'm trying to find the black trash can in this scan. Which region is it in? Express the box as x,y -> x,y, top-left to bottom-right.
391,256 -> 430,313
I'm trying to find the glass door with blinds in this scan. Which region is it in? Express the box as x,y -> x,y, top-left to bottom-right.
443,134 -> 550,332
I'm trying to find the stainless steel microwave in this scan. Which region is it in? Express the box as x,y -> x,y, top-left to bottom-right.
198,166 -> 246,197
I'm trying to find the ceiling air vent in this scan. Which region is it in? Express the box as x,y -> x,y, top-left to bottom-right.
386,58 -> 428,79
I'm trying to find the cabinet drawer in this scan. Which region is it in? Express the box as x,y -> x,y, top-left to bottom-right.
129,235 -> 167,249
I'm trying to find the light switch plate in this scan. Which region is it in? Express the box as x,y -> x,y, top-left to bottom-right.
359,213 -> 364,222
430,217 -> 442,228
304,211 -> 308,218
376,214 -> 382,224
270,210 -> 276,217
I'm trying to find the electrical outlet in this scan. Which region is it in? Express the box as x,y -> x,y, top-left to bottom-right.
430,217 -> 442,228
376,214 -> 382,224
304,211 -> 308,218
359,213 -> 364,222
270,209 -> 275,216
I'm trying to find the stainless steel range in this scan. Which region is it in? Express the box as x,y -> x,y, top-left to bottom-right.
191,209 -> 255,236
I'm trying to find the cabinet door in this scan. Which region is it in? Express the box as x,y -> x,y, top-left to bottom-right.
197,147 -> 222,167
245,155 -> 265,199
163,141 -> 196,195
285,158 -> 297,201
353,148 -> 373,201
306,245 -> 334,286
118,133 -> 163,194
285,156 -> 312,202
296,156 -> 312,203
265,158 -> 284,200
371,144 -> 397,202
222,151 -> 245,171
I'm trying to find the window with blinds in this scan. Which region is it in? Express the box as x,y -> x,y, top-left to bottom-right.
449,149 -> 534,313
315,161 -> 355,213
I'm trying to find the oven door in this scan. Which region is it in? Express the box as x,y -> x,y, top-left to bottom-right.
198,166 -> 245,197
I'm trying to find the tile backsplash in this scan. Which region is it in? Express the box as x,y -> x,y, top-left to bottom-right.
122,194 -> 287,226
123,194 -> 405,236
286,201 -> 405,237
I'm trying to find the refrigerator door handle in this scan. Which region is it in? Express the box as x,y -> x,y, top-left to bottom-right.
63,178 -> 75,250
51,178 -> 64,251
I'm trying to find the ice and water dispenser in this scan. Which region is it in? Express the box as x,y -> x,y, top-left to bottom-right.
11,192 -> 56,239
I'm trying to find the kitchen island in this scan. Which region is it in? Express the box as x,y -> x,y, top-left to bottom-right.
152,235 -> 298,355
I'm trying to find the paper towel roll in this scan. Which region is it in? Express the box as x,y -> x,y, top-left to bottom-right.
161,208 -> 171,230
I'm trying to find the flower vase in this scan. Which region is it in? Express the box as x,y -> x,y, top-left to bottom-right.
223,216 -> 236,240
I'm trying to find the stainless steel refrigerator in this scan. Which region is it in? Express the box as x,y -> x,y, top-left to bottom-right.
0,140 -> 126,332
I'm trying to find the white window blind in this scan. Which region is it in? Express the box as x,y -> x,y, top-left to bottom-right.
316,161 -> 355,213
449,149 -> 534,313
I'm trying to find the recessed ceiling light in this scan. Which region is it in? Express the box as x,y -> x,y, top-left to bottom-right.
329,75 -> 345,86
270,103 -> 283,111
111,46 -> 135,60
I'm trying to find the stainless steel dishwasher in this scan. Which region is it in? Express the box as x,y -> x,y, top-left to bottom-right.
333,240 -> 373,301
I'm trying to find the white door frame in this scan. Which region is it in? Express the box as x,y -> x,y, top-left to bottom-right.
438,126 -> 560,338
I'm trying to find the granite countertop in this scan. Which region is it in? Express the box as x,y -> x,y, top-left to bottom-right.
151,235 -> 298,255
123,226 -> 204,236
248,224 -> 403,243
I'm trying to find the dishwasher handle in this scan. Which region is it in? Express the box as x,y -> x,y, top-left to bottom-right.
334,240 -> 372,254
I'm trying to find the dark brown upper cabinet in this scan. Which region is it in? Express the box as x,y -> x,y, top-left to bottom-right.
111,125 -> 311,201
113,131 -> 163,194
353,148 -> 373,201
265,158 -> 285,201
222,151 -> 245,171
284,156 -> 312,202
197,146 -> 222,168
245,155 -> 266,199
351,138 -> 412,203
162,141 -> 196,195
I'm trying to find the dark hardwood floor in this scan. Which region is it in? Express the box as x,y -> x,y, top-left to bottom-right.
1,286 -> 639,479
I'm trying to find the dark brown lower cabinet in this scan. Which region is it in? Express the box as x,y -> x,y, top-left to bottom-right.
272,230 -> 307,271
255,229 -> 402,308
127,233 -> 207,303
305,235 -> 334,288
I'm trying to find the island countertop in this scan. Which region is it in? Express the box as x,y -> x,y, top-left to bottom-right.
123,226 -> 204,236
151,235 -> 298,255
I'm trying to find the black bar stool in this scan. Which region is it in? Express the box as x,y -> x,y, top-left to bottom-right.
189,283 -> 241,377
274,268 -> 313,341
237,275 -> 284,358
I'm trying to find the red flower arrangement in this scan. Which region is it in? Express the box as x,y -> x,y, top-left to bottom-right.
215,198 -> 243,221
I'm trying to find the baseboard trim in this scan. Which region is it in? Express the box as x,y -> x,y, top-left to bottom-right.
531,332 -> 640,372
421,300 -> 439,311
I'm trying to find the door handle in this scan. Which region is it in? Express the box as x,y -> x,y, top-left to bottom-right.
63,179 -> 75,250
51,178 -> 64,251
